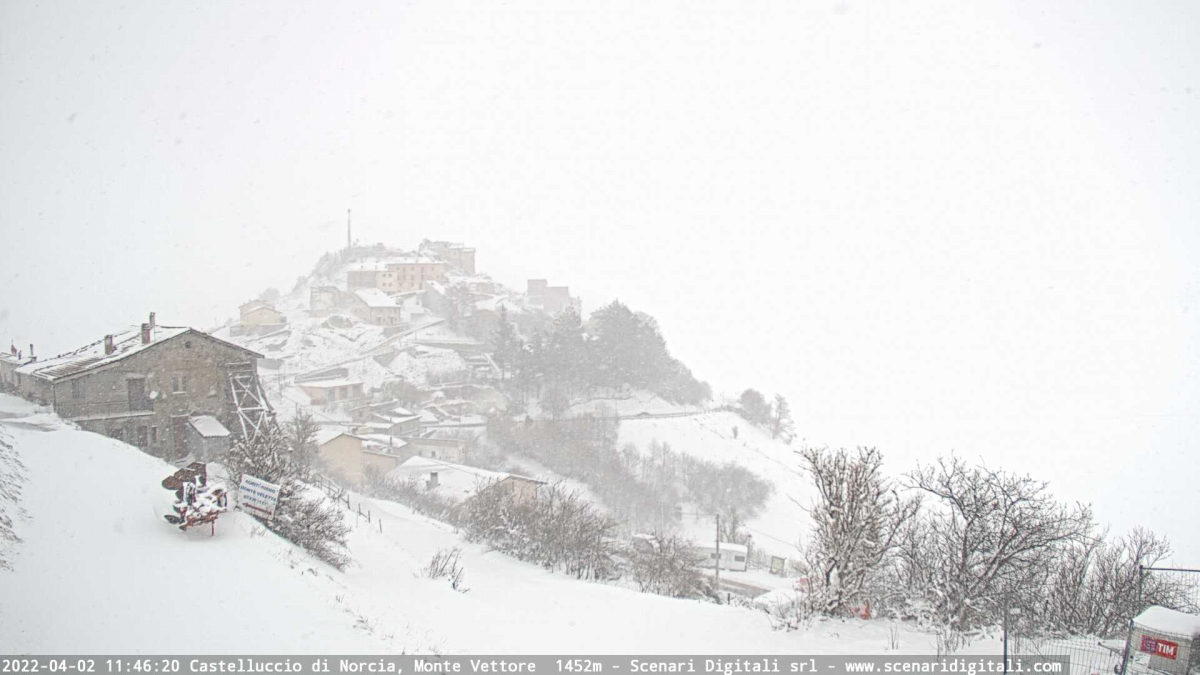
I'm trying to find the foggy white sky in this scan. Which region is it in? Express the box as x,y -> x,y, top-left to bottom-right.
2,1 -> 1197,558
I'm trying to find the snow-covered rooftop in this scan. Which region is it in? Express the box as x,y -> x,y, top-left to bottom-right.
14,326 -> 251,382
353,288 -> 399,309
1135,606 -> 1200,636
296,378 -> 364,389
189,415 -> 230,438
389,457 -> 512,503
315,427 -> 352,447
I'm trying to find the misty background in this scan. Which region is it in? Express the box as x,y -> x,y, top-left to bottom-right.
2,1 -> 1197,558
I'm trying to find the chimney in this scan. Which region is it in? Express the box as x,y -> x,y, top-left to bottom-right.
29,344 -> 35,360
149,312 -> 156,330
140,323 -> 151,345
104,335 -> 115,355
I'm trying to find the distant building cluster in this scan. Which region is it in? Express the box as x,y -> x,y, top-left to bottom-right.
526,279 -> 581,315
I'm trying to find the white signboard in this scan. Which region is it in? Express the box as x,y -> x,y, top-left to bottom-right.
238,474 -> 281,521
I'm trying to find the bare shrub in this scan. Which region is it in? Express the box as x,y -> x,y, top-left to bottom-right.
0,432 -> 26,571
628,532 -> 707,598
425,547 -> 468,592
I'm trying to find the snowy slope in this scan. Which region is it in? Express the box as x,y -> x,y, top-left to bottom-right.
0,394 -> 1003,655
618,411 -> 815,559
0,395 -> 401,654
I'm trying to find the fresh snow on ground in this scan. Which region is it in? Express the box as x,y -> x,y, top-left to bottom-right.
0,394 -> 1004,655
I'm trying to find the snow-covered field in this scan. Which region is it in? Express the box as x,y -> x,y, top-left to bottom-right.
0,394 -> 1002,655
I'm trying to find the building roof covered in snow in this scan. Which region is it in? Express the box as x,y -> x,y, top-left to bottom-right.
1135,606 -> 1200,636
296,378 -> 364,390
353,288 -> 400,308
388,457 -> 516,503
15,326 -> 261,382
189,415 -> 230,438
315,427 -> 352,447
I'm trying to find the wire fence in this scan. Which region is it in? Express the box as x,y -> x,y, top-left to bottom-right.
1006,566 -> 1200,675
1139,567 -> 1200,616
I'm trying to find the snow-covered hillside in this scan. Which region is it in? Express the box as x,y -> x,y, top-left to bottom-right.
619,411 -> 814,558
209,249 -> 815,563
1,393 -> 997,654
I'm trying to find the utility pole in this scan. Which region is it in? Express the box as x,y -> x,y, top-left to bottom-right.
714,513 -> 721,601
347,208 -> 352,249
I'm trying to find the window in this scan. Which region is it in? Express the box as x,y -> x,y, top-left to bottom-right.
71,379 -> 82,399
172,376 -> 180,392
151,427 -> 158,443
735,556 -> 746,562
173,374 -> 189,393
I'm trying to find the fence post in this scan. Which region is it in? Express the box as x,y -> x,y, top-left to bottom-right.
1117,618 -> 1136,675
1002,590 -> 1009,675
1136,563 -> 1144,613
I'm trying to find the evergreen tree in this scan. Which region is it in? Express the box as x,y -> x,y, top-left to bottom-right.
492,305 -> 520,380
285,410 -> 320,481
738,389 -> 771,426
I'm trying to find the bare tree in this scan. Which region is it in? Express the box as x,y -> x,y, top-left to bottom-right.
771,394 -> 795,441
629,532 -> 707,598
1043,527 -> 1183,637
284,410 -> 320,481
905,456 -> 1092,629
798,446 -> 919,615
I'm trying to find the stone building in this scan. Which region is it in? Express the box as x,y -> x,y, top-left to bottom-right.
238,300 -> 286,326
526,279 -> 581,315
423,241 -> 476,274
351,288 -> 406,325
13,314 -> 264,460
348,257 -> 447,295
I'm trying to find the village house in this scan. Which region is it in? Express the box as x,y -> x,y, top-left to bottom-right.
351,288 -> 406,325
309,286 -> 341,314
347,257 -> 448,295
0,347 -> 34,391
388,456 -> 541,505
11,314 -> 263,460
402,435 -> 465,462
385,257 -> 447,293
238,300 -> 287,326
526,279 -> 581,315
422,241 -> 476,274
315,429 -> 409,485
296,378 -> 366,409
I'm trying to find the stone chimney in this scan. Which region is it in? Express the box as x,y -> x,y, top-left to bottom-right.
104,335 -> 115,355
29,344 -> 35,362
140,323 -> 152,345
149,312 -> 156,330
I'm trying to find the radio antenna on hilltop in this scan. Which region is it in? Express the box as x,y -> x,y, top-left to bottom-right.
346,208 -> 352,249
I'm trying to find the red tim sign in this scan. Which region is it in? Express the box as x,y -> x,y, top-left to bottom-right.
1140,636 -> 1180,660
